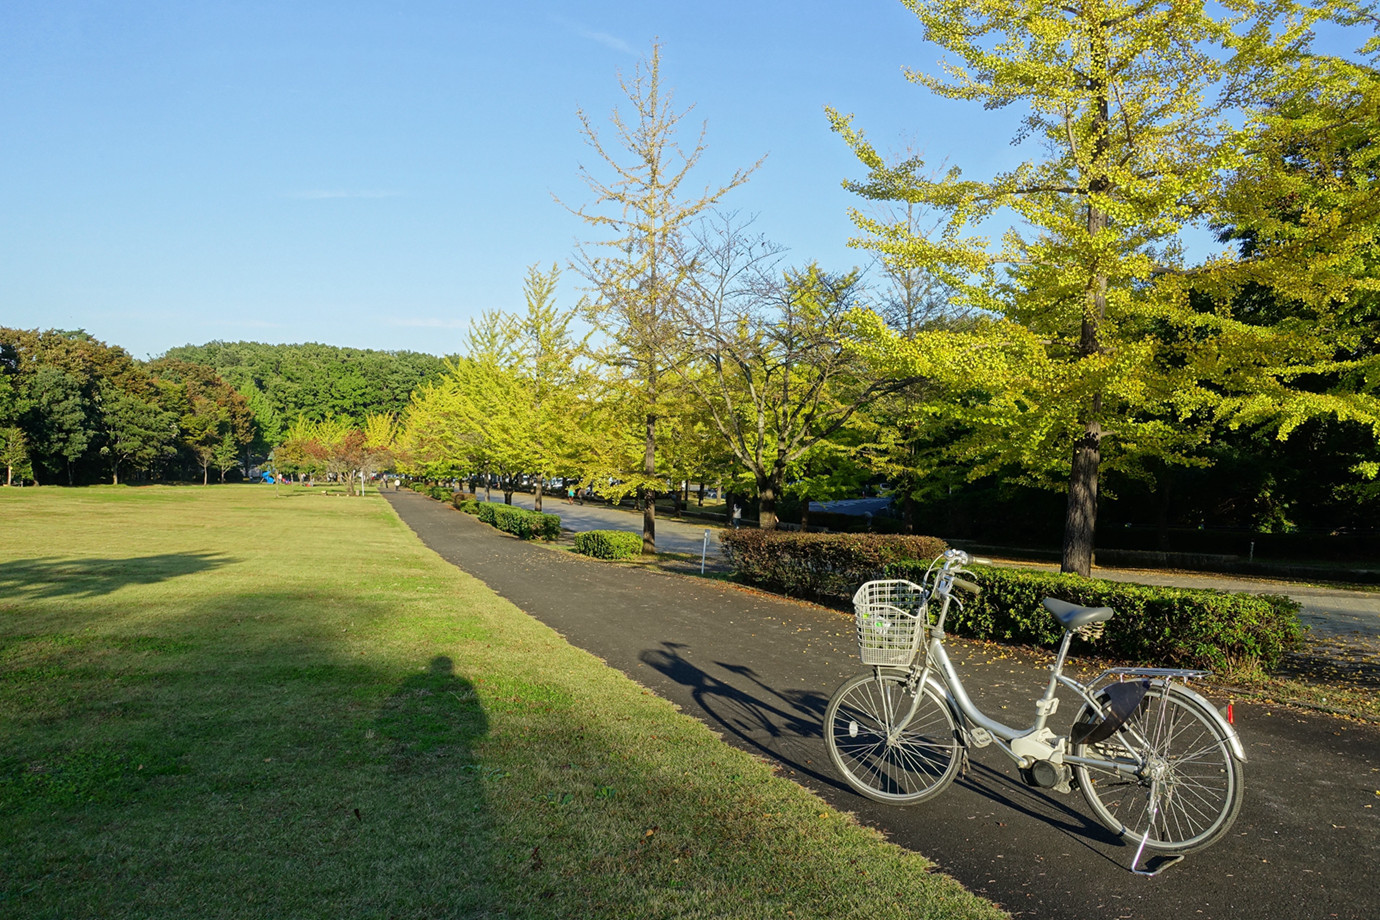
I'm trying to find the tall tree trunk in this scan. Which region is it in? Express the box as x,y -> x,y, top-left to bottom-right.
1062,262 -> 1106,576
757,470 -> 780,530
1062,67 -> 1111,577
534,476 -> 544,513
642,412 -> 656,553
1062,417 -> 1101,575
800,491 -> 811,532
697,480 -> 705,507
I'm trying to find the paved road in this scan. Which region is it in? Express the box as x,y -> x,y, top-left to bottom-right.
498,490 -> 1380,644
501,492 -> 730,563
385,491 -> 1380,920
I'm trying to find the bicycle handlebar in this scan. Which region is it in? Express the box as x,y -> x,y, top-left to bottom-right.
952,578 -> 982,596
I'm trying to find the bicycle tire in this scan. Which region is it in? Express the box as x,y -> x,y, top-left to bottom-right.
1073,685 -> 1244,854
824,669 -> 961,805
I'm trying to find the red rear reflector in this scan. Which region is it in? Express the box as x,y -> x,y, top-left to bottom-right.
1227,703 -> 1234,724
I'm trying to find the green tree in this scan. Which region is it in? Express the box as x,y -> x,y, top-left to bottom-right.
95,382 -> 178,485
567,41 -> 760,552
831,0 -> 1372,574
159,341 -> 452,469
511,263 -> 586,512
23,366 -> 90,485
181,397 -> 226,485
0,426 -> 31,486
678,257 -> 915,529
1208,50 -> 1380,456
360,412 -> 398,493
149,358 -> 254,483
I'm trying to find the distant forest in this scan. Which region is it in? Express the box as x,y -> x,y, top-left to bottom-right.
161,341 -> 453,444
0,328 -> 450,485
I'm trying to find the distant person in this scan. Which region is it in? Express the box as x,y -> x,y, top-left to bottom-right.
732,504 -> 742,528
567,485 -> 575,504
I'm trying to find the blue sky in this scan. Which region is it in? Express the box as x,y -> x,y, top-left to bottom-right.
1,2 -> 1361,361
1,0 -> 1025,359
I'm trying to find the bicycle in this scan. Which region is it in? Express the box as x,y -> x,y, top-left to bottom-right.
823,550 -> 1246,875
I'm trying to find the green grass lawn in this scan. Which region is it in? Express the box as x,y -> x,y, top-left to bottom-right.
0,485 -> 1004,920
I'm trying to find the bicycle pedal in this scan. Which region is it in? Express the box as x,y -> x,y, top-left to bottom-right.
967,727 -> 993,748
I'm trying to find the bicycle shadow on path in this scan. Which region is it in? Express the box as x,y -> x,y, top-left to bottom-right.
639,641 -> 838,788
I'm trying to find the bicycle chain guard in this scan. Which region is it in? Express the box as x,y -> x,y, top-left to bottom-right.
1071,679 -> 1151,747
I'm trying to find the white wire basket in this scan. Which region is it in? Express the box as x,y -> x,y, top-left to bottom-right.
852,579 -> 928,667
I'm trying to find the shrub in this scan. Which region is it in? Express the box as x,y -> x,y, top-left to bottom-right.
453,497 -> 481,514
884,561 -> 1304,677
573,530 -> 644,560
415,484 -> 454,502
721,530 -> 949,601
470,501 -> 560,540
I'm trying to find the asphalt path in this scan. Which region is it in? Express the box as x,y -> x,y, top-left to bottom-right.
385,491 -> 1380,920
500,490 -> 1380,645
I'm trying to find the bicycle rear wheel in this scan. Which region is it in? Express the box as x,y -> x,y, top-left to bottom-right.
824,669 -> 961,805
1073,685 -> 1243,854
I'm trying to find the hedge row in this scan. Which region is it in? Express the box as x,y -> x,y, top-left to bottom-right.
573,530 -> 644,560
719,531 -> 1304,676
884,561 -> 1304,677
457,499 -> 561,541
411,483 -> 458,503
720,530 -> 949,601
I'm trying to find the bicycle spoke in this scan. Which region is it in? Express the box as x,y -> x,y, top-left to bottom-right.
1074,686 -> 1242,854
825,671 -> 960,805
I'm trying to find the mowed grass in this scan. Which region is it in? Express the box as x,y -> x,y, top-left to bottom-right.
0,485 -> 1005,920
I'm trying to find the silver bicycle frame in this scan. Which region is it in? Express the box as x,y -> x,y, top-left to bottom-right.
873,553 -> 1245,876
892,571 -> 1234,776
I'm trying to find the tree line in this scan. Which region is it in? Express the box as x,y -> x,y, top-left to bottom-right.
0,330 -> 446,487
397,7 -> 1380,575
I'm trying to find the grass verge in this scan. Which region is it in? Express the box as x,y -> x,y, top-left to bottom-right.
0,485 -> 1005,920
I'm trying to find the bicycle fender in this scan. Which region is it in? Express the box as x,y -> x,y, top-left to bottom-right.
1173,684 -> 1247,763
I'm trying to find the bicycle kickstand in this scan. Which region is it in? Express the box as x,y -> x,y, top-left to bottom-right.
1130,781 -> 1184,877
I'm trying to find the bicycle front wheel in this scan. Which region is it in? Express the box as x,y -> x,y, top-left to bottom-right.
824,669 -> 961,806
1073,685 -> 1244,854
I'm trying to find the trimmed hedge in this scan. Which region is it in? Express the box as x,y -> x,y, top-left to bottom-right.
410,483 -> 460,503
721,530 -> 949,601
470,501 -> 561,541
573,530 -> 644,560
886,561 -> 1304,677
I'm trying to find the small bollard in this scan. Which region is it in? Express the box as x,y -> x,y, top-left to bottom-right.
701,529 -> 711,574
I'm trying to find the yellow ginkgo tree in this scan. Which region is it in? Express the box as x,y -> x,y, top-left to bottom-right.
833,0 -> 1380,574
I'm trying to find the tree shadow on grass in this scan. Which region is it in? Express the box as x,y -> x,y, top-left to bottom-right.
371,655 -> 496,915
0,553 -> 235,600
